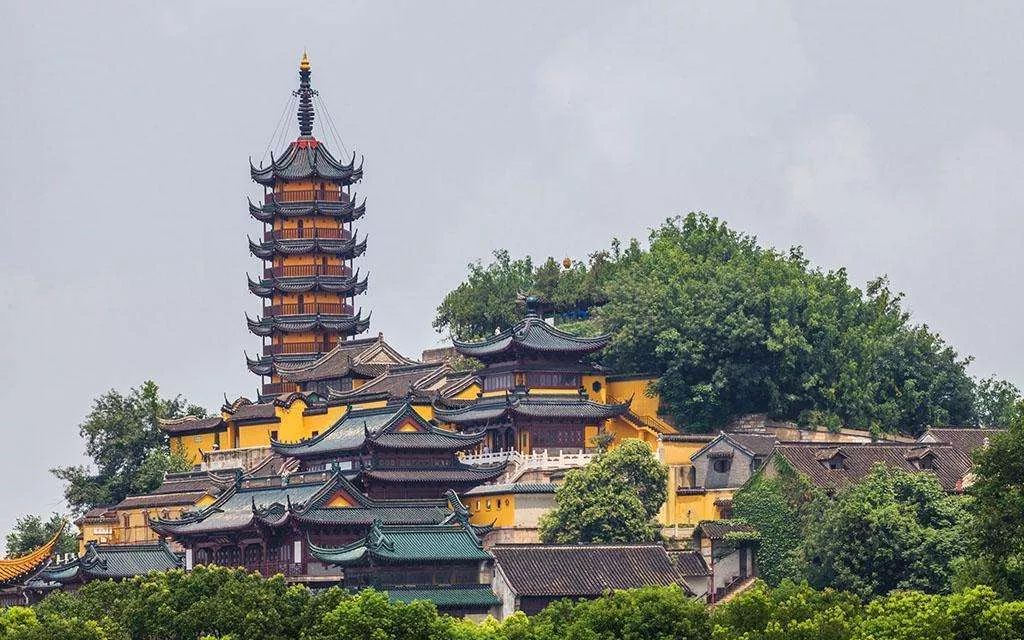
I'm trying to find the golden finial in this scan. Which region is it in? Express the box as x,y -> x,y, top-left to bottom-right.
300,50 -> 311,71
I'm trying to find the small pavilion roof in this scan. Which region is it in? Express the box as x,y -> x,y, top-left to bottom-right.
327,363 -> 453,402
309,518 -> 490,566
453,311 -> 610,363
434,392 -> 629,425
0,525 -> 65,587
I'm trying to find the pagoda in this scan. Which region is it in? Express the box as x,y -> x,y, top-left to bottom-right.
246,53 -> 370,397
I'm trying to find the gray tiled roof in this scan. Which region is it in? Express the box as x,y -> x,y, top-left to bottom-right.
434,393 -> 629,425
453,315 -> 609,361
491,544 -> 691,596
773,442 -> 973,492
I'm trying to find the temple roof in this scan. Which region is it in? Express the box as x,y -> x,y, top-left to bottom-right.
151,472 -> 455,536
453,306 -> 610,363
277,334 -> 416,384
271,402 -> 485,458
158,415 -> 226,436
309,518 -> 490,566
0,525 -> 64,587
41,542 -> 182,583
251,139 -> 363,187
772,442 -> 974,492
918,427 -> 1006,456
490,544 -> 695,597
248,233 -> 367,260
693,520 -> 758,541
246,311 -> 369,337
385,586 -> 500,609
433,392 -> 630,425
327,363 -> 454,402
462,482 -> 557,497
112,470 -> 237,510
248,196 -> 366,223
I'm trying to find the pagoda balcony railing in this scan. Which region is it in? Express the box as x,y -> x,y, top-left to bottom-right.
264,264 -> 350,278
261,382 -> 301,395
264,227 -> 350,241
263,302 -> 353,317
265,189 -> 349,204
263,341 -> 337,356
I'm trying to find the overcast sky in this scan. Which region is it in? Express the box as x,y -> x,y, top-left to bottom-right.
1,1 -> 1022,541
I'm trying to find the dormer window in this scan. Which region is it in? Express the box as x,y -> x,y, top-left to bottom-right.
712,458 -> 731,474
815,448 -> 847,470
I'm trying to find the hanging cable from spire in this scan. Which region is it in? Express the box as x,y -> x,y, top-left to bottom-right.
295,51 -> 317,137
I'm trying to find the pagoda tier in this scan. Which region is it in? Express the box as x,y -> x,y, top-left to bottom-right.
250,140 -> 364,187
248,196 -> 367,224
247,54 -> 371,397
248,232 -> 367,260
248,270 -> 368,298
246,311 -> 370,337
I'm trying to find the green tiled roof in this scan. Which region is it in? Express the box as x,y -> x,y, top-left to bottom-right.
386,586 -> 500,608
311,520 -> 490,566
43,541 -> 183,582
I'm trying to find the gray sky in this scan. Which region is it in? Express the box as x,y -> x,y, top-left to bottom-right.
2,1 -> 1022,541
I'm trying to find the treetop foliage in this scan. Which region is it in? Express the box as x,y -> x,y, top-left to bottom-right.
51,381 -> 205,514
539,439 -> 668,544
4,513 -> 77,557
435,213 -> 1019,435
2,568 -> 1023,640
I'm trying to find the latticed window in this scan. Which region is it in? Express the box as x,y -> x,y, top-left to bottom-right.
215,546 -> 240,567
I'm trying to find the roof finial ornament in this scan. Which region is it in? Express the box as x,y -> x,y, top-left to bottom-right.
295,50 -> 317,137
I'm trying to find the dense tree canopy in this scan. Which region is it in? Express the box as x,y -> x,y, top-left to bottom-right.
51,381 -> 204,514
539,439 -> 668,544
5,571 -> 1024,640
4,513 -> 77,557
802,465 -> 968,599
967,401 -> 1024,598
436,214 -> 1016,435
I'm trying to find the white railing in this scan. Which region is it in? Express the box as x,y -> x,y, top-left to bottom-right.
460,449 -> 595,481
202,446 -> 273,471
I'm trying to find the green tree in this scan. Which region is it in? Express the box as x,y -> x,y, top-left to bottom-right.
51,381 -> 204,515
803,465 -> 967,599
539,439 -> 667,543
967,401 -> 1024,598
434,250 -> 535,340
4,513 -> 77,557
598,214 -> 977,434
973,376 -> 1021,427
531,585 -> 710,640
710,581 -> 860,640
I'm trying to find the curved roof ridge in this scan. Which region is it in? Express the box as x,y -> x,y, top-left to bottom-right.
0,523 -> 65,586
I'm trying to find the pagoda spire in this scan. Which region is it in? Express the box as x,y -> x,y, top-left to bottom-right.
295,51 -> 316,137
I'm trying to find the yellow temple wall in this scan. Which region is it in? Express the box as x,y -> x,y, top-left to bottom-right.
77,522 -> 120,553
662,488 -> 734,526
605,377 -> 659,415
171,432 -> 221,466
467,494 -> 516,528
